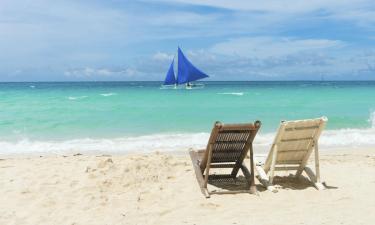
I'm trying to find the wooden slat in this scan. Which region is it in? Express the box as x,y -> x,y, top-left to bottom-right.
214,140 -> 247,144
284,125 -> 319,131
219,124 -> 257,131
274,166 -> 300,171
274,160 -> 302,164
278,149 -> 309,153
208,174 -> 234,180
218,130 -> 253,134
280,137 -> 314,142
210,163 -> 236,168
209,190 -> 253,195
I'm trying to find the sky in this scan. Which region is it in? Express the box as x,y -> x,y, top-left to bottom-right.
0,0 -> 375,81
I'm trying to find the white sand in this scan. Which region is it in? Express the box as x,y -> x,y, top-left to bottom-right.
1,148 -> 375,225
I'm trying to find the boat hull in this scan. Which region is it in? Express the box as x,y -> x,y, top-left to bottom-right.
185,83 -> 204,89
160,83 -> 205,90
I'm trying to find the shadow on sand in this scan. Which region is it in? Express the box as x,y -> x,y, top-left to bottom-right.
208,174 -> 338,193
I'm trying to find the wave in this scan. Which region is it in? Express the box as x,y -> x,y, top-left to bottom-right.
0,133 -> 209,155
217,92 -> 244,96
100,93 -> 116,97
320,128 -> 375,148
1,127 -> 375,155
68,96 -> 88,100
369,111 -> 375,128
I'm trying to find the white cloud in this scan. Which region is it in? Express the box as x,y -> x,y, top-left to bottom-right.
123,68 -> 140,77
148,12 -> 218,26
160,0 -> 369,13
64,67 -> 141,78
0,0 -> 132,66
210,37 -> 344,58
152,52 -> 174,62
159,0 -> 375,28
331,9 -> 375,26
64,67 -> 109,77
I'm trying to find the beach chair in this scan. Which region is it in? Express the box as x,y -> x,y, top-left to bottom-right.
189,121 -> 261,198
255,117 -> 327,192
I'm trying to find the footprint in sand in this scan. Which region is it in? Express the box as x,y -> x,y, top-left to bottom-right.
70,180 -> 79,187
200,202 -> 221,208
97,158 -> 114,168
167,175 -> 175,180
20,189 -> 31,194
159,209 -> 172,216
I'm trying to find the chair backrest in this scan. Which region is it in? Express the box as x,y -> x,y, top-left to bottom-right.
264,117 -> 327,171
201,121 -> 261,169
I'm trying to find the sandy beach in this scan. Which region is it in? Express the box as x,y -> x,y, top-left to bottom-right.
0,148 -> 374,225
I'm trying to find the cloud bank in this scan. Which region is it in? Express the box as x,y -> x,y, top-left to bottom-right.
0,0 -> 374,81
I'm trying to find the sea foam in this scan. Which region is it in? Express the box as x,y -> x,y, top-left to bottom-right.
369,111 -> 375,128
218,92 -> 244,96
0,133 -> 209,155
100,93 -> 116,97
68,96 -> 88,100
1,127 -> 375,155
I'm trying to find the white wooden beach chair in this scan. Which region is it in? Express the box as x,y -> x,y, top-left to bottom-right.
256,117 -> 328,192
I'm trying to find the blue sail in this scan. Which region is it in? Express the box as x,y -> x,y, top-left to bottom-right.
163,58 -> 176,85
177,47 -> 209,84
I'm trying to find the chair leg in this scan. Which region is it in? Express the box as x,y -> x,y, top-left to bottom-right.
303,142 -> 324,190
255,166 -> 277,192
249,184 -> 257,194
241,163 -> 257,194
269,145 -> 278,184
304,167 -> 325,190
314,142 -> 321,183
189,150 -> 212,197
203,145 -> 213,188
249,145 -> 256,194
202,188 -> 210,198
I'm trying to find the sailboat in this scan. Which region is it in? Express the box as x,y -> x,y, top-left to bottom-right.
162,47 -> 209,89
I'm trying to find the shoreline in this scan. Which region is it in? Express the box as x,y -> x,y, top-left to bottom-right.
1,126 -> 375,156
1,146 -> 374,159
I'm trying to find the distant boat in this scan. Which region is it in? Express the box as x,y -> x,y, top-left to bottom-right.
162,47 -> 209,89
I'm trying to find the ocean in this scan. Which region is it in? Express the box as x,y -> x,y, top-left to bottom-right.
0,81 -> 374,154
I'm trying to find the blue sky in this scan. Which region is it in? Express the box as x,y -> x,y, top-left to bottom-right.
0,0 -> 375,81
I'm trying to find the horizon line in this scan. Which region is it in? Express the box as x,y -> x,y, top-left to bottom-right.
1,80 -> 375,83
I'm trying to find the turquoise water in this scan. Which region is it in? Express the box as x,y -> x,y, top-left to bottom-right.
0,81 -> 375,153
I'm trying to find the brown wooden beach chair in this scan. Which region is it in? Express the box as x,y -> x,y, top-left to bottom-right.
255,117 -> 328,192
189,121 -> 261,198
